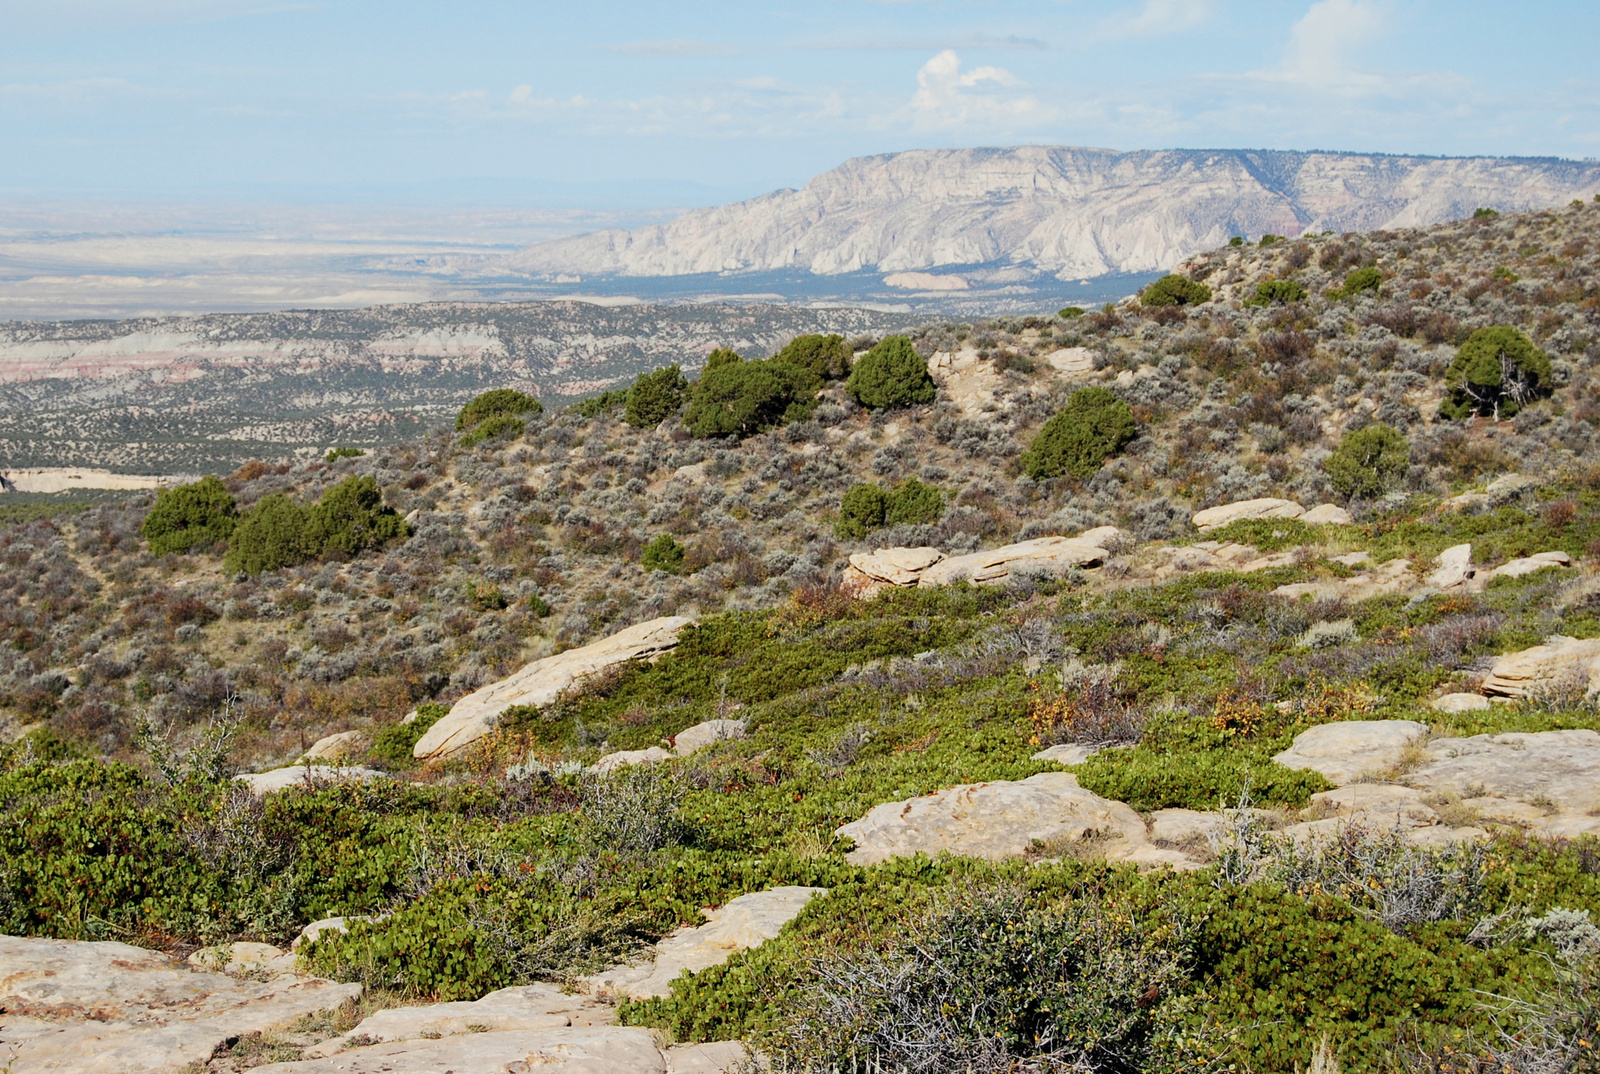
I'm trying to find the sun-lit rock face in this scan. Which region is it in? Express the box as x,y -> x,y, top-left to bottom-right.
506,147 -> 1600,280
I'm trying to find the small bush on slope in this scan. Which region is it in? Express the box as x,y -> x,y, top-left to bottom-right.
141,475 -> 237,555
457,388 -> 542,432
685,356 -> 816,438
772,333 -> 852,381
1324,423 -> 1410,500
835,479 -> 945,538
845,336 -> 935,410
1139,275 -> 1211,307
1439,325 -> 1553,421
625,365 -> 689,427
1021,387 -> 1137,479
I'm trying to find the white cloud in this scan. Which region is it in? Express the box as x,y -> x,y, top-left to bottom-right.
909,49 -> 1052,131
0,78 -> 160,108
1099,0 -> 1209,40
1278,0 -> 1389,87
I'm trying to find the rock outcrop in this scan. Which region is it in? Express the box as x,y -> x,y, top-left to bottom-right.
0,935 -> 361,1074
835,772 -> 1151,866
1488,550 -> 1572,580
414,616 -> 694,759
1409,730 -> 1600,814
1480,636 -> 1600,698
304,984 -> 611,1057
255,1026 -> 672,1074
916,536 -> 1107,587
592,718 -> 750,773
585,887 -> 825,1000
1271,720 -> 1430,784
235,764 -> 389,797
503,147 -> 1600,281
842,533 -> 1114,597
1424,543 -> 1477,590
1191,498 -> 1305,531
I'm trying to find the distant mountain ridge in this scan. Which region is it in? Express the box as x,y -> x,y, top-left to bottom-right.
505,147 -> 1600,281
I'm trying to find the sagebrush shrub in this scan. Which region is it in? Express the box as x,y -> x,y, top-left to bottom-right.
1020,387 -> 1136,479
770,882 -> 1216,1074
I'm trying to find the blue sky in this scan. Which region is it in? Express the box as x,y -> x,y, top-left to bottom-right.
1,0 -> 1596,209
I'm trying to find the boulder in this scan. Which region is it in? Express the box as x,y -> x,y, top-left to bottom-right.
1271,720 -> 1430,785
252,1026 -> 667,1074
1480,636 -> 1600,698
592,746 -> 674,774
1044,346 -> 1096,376
1424,543 -> 1476,590
1306,784 -> 1439,828
1489,551 -> 1572,580
1407,729 -> 1600,815
305,984 -> 611,1057
835,772 -> 1148,866
586,887 -> 826,999
673,718 -> 747,756
414,616 -> 694,759
917,537 -> 1106,587
1191,498 -> 1304,531
299,730 -> 363,762
1331,551 -> 1370,566
1430,692 -> 1491,713
845,546 -> 945,590
1077,525 -> 1125,547
0,935 -> 361,1074
1032,743 -> 1107,765
292,916 -> 357,950
1302,503 -> 1353,526
235,764 -> 388,797
1486,473 -> 1539,499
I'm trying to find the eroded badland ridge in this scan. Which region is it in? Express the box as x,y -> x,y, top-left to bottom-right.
2,201 -> 1599,1074
508,146 -> 1600,281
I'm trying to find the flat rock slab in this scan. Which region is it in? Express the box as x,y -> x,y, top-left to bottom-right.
1490,551 -> 1571,580
587,887 -> 825,1000
665,1041 -> 750,1074
307,984 -> 612,1057
300,730 -> 363,762
254,1026 -> 667,1074
593,746 -> 674,774
847,547 -> 946,586
917,537 -> 1106,587
835,772 -> 1147,866
415,616 -> 694,759
1275,558 -> 1414,602
236,764 -> 388,796
0,935 -> 361,1074
1431,692 -> 1491,713
1408,729 -> 1600,815
1271,720 -> 1430,785
672,718 -> 747,756
1192,498 -> 1304,531
1307,784 -> 1439,828
1302,504 -> 1353,526
1481,636 -> 1600,699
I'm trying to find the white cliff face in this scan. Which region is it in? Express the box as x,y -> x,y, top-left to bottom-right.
506,147 -> 1600,279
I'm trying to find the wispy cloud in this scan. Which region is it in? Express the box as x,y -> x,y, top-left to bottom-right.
909,50 -> 1053,131
1098,0 -> 1209,40
0,77 -> 163,108
1277,0 -> 1389,88
602,40 -> 745,57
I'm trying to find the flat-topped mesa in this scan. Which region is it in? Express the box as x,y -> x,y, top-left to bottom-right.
412,615 -> 695,760
841,529 -> 1122,598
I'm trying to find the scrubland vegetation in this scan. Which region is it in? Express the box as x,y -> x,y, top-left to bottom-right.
3,202 -> 1600,1072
